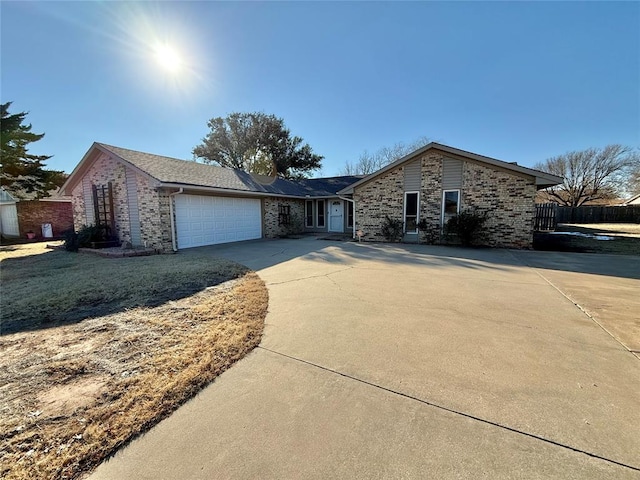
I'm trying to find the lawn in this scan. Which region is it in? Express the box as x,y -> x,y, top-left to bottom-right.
534,223 -> 640,255
0,243 -> 268,480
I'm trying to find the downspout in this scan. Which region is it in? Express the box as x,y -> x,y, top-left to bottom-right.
338,195 -> 356,239
169,188 -> 183,252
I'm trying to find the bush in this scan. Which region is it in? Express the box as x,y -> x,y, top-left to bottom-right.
63,229 -> 79,252
381,216 -> 404,242
417,219 -> 440,244
64,225 -> 104,252
444,210 -> 488,246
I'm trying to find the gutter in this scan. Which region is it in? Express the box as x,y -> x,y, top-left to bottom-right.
169,187 -> 183,252
338,195 -> 356,239
160,183 -> 308,200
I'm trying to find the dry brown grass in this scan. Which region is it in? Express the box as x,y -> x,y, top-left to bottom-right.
0,245 -> 268,479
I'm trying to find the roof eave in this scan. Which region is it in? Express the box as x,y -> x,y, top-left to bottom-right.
60,142 -> 161,195
159,182 -> 316,199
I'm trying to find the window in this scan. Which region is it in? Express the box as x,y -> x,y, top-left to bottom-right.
442,190 -> 460,225
347,201 -> 354,228
316,199 -> 325,227
404,192 -> 419,233
305,200 -> 314,227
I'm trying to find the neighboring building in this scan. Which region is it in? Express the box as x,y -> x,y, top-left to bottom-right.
622,194 -> 640,206
60,142 -> 562,252
0,187 -> 73,240
0,188 -> 19,238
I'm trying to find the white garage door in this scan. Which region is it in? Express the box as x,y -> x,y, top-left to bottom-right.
175,195 -> 262,249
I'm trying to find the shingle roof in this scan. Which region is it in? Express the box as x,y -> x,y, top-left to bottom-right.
96,143 -> 356,197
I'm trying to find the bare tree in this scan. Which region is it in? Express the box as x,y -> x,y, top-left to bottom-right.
340,136 -> 431,175
626,164 -> 640,197
535,145 -> 639,207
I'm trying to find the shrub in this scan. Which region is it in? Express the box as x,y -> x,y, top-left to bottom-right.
444,210 -> 488,246
63,229 -> 79,252
380,216 -> 404,242
417,219 -> 440,244
64,225 -> 104,252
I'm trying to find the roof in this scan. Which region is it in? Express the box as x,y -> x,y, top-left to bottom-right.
61,143 -> 358,198
622,193 -> 640,205
338,142 -> 564,194
0,188 -> 17,203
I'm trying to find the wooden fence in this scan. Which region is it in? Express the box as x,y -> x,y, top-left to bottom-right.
534,203 -> 557,231
534,204 -> 640,230
556,205 -> 640,224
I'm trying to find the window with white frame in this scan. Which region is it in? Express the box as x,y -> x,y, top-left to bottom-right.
305,200 -> 314,227
442,190 -> 460,226
316,199 -> 325,227
404,192 -> 419,233
347,201 -> 354,228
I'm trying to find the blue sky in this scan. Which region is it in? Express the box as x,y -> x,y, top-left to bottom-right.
2,1 -> 639,176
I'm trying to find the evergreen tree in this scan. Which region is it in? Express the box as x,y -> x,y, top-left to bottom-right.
1,102 -> 63,198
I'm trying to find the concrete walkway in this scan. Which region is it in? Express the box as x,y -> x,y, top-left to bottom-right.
91,239 -> 640,479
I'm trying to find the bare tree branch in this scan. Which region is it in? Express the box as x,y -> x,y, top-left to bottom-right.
535,145 -> 639,207
340,136 -> 431,175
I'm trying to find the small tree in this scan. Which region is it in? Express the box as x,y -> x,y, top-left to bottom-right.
380,216 -> 404,242
444,210 -> 488,247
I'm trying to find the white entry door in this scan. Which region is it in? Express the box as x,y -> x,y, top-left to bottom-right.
175,195 -> 262,249
328,200 -> 343,232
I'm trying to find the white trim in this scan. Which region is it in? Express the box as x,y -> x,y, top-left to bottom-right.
169,188 -> 184,252
441,189 -> 460,226
403,191 -> 420,234
338,195 -> 356,238
316,199 -> 326,228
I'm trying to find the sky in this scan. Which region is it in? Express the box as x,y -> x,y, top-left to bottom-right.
1,1 -> 639,177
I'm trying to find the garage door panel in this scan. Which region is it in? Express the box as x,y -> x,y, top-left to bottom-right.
175,195 -> 262,249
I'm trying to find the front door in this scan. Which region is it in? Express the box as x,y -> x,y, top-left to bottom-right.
328,200 -> 343,232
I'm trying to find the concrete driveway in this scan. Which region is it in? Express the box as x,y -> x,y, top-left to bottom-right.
91,238 -> 640,479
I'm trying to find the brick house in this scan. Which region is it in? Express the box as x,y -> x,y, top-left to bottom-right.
60,142 -> 562,252
0,187 -> 73,240
338,143 -> 563,248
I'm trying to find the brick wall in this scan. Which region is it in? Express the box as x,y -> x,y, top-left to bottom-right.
353,164 -> 405,242
462,161 -> 536,248
353,151 -> 536,248
70,153 -> 131,241
16,201 -> 73,238
263,197 -> 305,237
70,153 -> 173,251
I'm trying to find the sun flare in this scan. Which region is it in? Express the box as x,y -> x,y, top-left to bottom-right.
153,44 -> 182,72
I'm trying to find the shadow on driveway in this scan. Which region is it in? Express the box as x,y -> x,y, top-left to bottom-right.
194,237 -> 640,281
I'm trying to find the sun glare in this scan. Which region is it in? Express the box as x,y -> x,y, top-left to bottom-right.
154,44 -> 182,72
